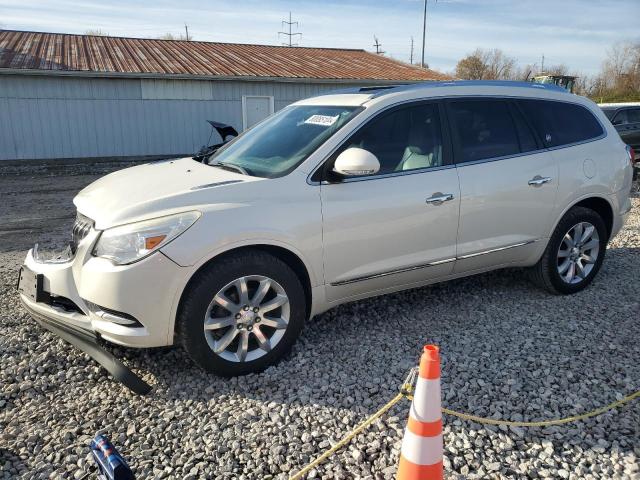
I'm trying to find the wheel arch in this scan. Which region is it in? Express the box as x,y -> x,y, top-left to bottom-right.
172,244 -> 313,340
550,195 -> 614,241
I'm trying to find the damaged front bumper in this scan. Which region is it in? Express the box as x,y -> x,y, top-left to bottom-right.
18,240 -> 153,394
21,298 -> 151,395
18,230 -> 185,349
16,215 -> 189,393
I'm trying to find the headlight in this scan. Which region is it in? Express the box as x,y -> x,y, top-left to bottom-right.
93,211 -> 200,265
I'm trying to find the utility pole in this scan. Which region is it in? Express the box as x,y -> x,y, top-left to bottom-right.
410,36 -> 414,64
421,0 -> 427,68
279,12 -> 302,47
184,24 -> 191,41
419,0 -> 437,68
541,54 -> 545,73
373,35 -> 385,55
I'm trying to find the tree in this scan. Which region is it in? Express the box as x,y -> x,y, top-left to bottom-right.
455,52 -> 487,80
158,32 -> 193,41
84,29 -> 109,36
544,64 -> 569,76
455,48 -> 517,80
589,40 -> 640,102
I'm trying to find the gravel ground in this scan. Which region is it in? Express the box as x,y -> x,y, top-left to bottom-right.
1,162 -> 639,480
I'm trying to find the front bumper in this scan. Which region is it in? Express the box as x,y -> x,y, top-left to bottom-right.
20,230 -> 188,348
22,300 -> 151,394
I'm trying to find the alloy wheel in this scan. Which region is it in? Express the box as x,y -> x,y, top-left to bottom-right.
556,221 -> 600,284
204,275 -> 290,362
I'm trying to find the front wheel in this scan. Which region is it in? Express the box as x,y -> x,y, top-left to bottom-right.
177,250 -> 306,376
529,206 -> 607,294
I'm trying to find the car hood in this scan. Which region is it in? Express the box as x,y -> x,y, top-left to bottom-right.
74,158 -> 260,229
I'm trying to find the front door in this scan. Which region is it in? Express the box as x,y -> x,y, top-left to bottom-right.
320,102 -> 461,303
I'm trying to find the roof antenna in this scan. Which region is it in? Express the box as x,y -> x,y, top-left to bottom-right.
279,12 -> 302,47
373,35 -> 385,55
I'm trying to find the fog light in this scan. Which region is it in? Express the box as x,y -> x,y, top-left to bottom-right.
85,301 -> 143,327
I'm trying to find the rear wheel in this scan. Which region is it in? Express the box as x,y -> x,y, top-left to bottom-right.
529,206 -> 607,294
177,250 -> 306,375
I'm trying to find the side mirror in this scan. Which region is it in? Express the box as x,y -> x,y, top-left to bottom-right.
333,148 -> 380,177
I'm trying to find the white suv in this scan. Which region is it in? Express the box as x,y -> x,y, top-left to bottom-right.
19,81 -> 634,376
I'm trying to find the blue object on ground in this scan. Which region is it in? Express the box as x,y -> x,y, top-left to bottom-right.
90,434 -> 135,480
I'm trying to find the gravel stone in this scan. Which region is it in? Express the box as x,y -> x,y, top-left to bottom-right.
0,164 -> 639,479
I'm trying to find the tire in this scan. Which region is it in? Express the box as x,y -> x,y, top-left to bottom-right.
177,249 -> 306,376
529,206 -> 607,295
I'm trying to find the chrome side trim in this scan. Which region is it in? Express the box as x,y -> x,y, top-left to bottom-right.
330,257 -> 456,286
330,240 -> 540,286
457,239 -> 538,259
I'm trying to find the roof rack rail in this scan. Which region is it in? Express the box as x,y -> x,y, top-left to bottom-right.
317,84 -> 408,96
370,79 -> 569,98
358,85 -> 404,92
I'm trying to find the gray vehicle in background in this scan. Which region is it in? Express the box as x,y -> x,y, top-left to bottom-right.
600,103 -> 640,178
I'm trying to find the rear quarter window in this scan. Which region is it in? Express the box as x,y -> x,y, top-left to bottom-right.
518,99 -> 604,148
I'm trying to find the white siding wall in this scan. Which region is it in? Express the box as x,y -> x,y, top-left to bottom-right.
0,75 -> 367,161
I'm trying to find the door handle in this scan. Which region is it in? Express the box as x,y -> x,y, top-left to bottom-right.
528,175 -> 552,186
425,193 -> 454,205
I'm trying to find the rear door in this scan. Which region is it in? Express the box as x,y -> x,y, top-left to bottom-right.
447,98 -> 558,273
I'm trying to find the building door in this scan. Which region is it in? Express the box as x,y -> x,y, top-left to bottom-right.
242,96 -> 274,130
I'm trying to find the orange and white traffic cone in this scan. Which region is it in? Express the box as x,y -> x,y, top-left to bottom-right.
397,345 -> 443,480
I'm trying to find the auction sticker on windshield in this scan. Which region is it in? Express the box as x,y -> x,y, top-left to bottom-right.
304,114 -> 339,127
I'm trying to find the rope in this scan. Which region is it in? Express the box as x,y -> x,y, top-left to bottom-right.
288,369 -> 640,479
439,389 -> 640,427
288,393 -> 405,480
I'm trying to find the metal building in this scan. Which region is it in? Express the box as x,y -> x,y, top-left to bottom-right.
0,30 -> 450,162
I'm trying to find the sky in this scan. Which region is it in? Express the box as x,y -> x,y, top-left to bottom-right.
1,0 -> 638,76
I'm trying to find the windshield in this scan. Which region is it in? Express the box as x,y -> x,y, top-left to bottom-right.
207,105 -> 362,178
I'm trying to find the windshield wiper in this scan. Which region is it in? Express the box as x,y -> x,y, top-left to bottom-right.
210,162 -> 250,176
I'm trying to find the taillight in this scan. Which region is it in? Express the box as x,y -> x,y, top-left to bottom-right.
627,145 -> 636,166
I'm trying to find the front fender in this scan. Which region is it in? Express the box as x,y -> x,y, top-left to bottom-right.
161,235 -> 322,346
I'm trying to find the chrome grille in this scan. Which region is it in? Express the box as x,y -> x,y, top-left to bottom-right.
71,213 -> 94,253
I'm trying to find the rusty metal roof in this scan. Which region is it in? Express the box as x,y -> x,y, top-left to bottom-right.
0,30 -> 451,82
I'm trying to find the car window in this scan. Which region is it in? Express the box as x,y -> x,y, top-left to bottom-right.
627,109 -> 640,124
335,103 -> 444,176
611,110 -> 627,125
612,109 -> 640,125
518,99 -> 603,147
449,100 -> 520,163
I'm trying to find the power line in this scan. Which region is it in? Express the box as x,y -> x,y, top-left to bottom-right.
278,12 -> 302,47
